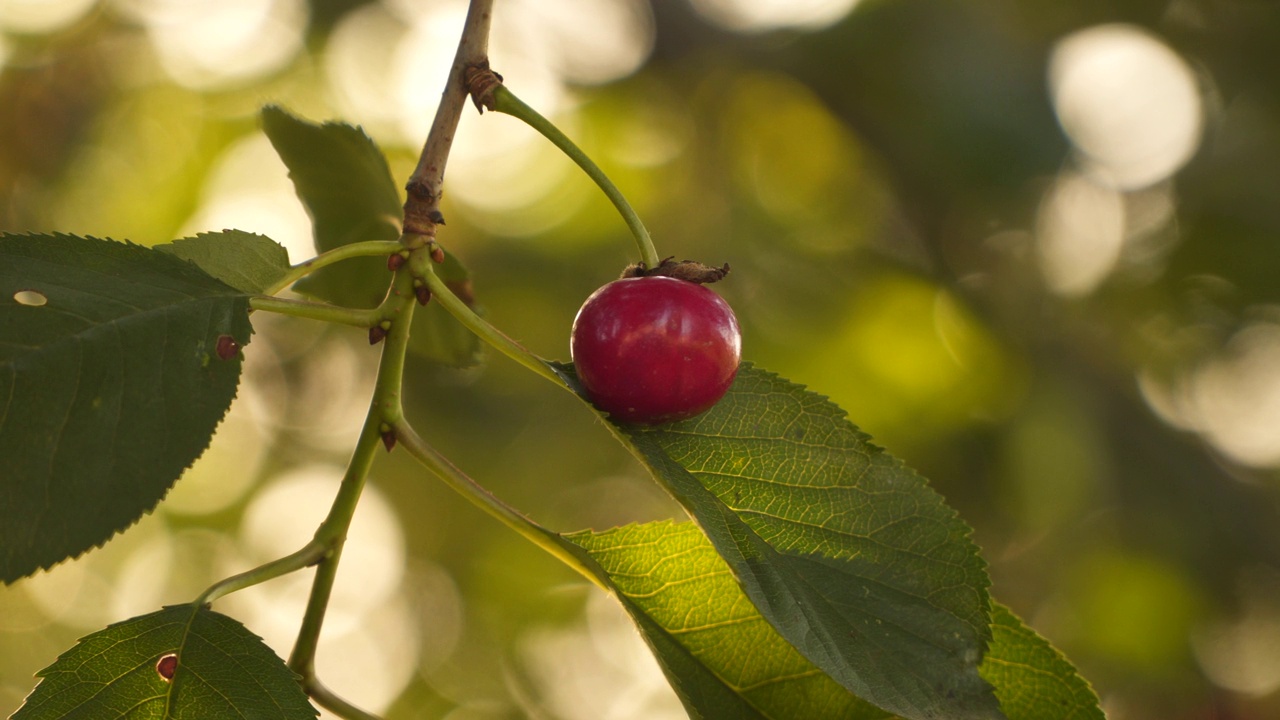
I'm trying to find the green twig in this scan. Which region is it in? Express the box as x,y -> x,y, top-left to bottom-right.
286,267 -> 417,717
488,85 -> 661,269
250,296 -> 383,327
264,240 -> 404,296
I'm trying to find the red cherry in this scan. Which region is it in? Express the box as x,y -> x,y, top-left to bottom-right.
571,276 -> 741,424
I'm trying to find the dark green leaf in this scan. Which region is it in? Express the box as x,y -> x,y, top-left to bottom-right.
982,604 -> 1105,720
260,104 -> 401,309
554,362 -> 1003,720
13,604 -> 316,719
0,233 -> 252,583
563,521 -> 1102,720
156,230 -> 291,294
261,105 -> 482,366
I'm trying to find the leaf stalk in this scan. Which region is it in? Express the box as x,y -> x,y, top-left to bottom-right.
394,423 -> 606,591
486,84 -> 661,269
420,263 -> 567,389
249,296 -> 383,327
264,239 -> 404,296
195,539 -> 327,607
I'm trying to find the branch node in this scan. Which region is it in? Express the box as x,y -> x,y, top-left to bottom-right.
465,64 -> 503,113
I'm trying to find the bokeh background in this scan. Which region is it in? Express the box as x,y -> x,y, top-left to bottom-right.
2,0 -> 1279,718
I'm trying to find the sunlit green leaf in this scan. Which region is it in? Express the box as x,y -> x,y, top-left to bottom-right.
564,521 -> 890,719
261,105 -> 482,366
156,230 -> 291,294
13,604 -> 316,719
982,604 -> 1105,720
554,362 -> 1003,720
563,521 -> 1102,720
0,233 -> 251,583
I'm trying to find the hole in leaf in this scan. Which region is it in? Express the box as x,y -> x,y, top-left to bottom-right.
13,290 -> 47,306
156,653 -> 178,681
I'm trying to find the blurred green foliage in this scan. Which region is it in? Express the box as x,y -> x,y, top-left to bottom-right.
2,1 -> 1279,718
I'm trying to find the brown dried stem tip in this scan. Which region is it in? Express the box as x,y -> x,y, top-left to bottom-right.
465,65 -> 504,113
621,258 -> 731,285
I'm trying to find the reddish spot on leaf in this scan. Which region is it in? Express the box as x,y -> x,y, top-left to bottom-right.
156,653 -> 178,681
215,334 -> 240,360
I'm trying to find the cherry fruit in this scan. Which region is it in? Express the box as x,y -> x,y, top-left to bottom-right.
571,275 -> 741,424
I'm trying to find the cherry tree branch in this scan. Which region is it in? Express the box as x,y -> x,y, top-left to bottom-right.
401,0 -> 495,245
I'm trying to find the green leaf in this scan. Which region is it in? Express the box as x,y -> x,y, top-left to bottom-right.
13,604 -> 317,719
563,521 -> 1102,720
156,230 -> 291,294
555,362 -> 1003,720
261,105 -> 482,366
260,104 -> 401,309
0,233 -> 252,583
565,521 -> 890,719
982,604 -> 1105,720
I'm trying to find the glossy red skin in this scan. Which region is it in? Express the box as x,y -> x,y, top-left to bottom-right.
571,276 -> 741,424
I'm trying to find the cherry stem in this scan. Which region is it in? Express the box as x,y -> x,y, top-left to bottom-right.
488,84 -> 661,270
264,240 -> 403,296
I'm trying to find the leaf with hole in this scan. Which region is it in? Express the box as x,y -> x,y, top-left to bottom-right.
156,229 -> 291,294
262,105 -> 482,366
552,361 -> 1004,720
12,604 -> 316,719
0,233 -> 252,583
563,520 -> 1102,720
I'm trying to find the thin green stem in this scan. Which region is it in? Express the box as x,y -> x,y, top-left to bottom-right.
395,424 -> 606,591
195,539 -> 327,606
250,296 -> 382,327
264,240 -> 404,296
421,264 -> 568,390
490,85 -> 661,269
309,679 -> 382,720
287,268 -> 417,690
